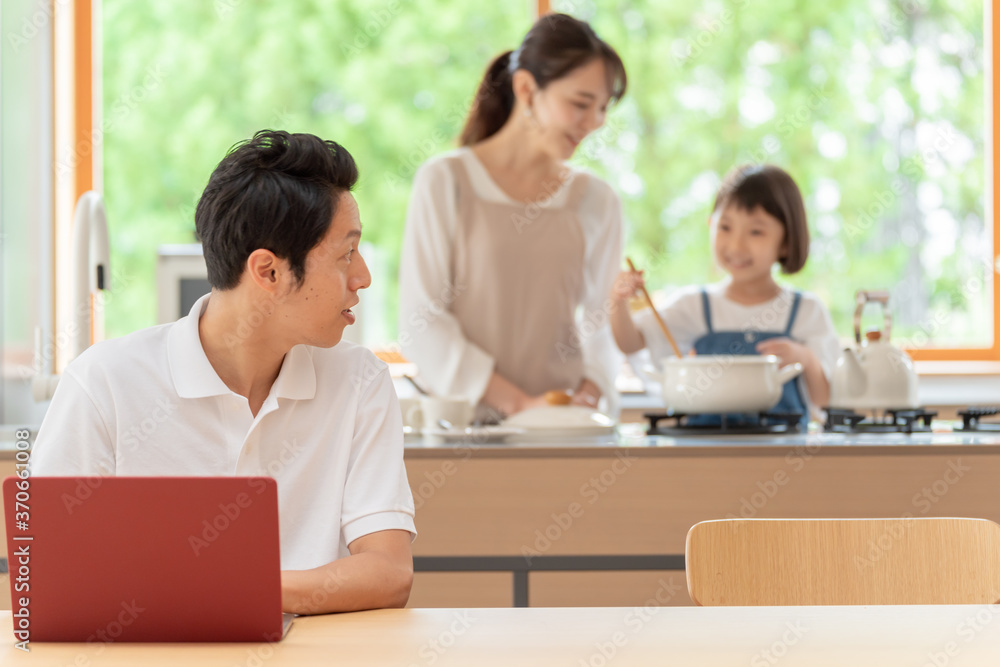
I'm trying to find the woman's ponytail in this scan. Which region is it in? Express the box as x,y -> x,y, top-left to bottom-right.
459,50 -> 517,146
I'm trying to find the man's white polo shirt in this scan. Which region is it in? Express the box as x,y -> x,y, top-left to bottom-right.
30,295 -> 416,571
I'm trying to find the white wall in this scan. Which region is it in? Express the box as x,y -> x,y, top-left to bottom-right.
1,0 -> 54,427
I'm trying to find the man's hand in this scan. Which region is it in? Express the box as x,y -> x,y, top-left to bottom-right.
281,529 -> 413,615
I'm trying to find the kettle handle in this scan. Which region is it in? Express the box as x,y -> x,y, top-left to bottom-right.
853,290 -> 892,344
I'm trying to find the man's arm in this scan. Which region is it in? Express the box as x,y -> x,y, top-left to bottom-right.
30,370 -> 116,476
280,529 -> 413,615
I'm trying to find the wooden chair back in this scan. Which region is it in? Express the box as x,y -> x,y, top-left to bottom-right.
685,518 -> 1000,605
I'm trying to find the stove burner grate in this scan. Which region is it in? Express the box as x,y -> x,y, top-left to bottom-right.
824,407 -> 936,434
957,407 -> 1000,432
643,410 -> 804,436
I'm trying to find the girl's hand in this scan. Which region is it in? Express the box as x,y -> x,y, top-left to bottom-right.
611,269 -> 645,302
755,338 -> 814,368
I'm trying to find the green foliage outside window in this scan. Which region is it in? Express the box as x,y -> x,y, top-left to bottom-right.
569,0 -> 987,347
103,0 -> 988,348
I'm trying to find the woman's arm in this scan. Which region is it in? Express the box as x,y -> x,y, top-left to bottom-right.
576,179 -> 627,402
397,158 -> 496,404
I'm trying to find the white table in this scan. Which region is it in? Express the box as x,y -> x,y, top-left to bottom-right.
2,604 -> 998,666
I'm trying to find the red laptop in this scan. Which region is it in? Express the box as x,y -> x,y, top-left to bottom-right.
3,476 -> 286,642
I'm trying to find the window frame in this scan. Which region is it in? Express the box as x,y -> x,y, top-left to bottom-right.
58,0 -> 998,363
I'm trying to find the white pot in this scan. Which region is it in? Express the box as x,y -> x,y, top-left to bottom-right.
660,355 -> 804,414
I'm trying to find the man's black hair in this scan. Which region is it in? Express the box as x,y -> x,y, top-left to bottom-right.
195,130 -> 359,289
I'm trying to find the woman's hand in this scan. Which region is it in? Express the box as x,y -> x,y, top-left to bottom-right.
570,378 -> 602,408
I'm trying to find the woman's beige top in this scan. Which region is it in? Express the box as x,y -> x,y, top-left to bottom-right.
398,148 -> 622,413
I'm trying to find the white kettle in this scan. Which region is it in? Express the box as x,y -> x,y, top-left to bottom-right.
828,290 -> 919,411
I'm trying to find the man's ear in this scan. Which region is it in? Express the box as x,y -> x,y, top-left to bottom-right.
245,249 -> 285,294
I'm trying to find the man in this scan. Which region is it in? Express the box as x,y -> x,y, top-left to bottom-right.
30,130 -> 415,614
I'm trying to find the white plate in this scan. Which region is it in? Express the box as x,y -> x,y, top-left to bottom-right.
506,425 -> 617,441
420,426 -> 525,444
503,406 -> 616,440
504,406 -> 616,431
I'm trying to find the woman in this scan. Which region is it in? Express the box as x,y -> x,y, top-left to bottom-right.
398,13 -> 627,418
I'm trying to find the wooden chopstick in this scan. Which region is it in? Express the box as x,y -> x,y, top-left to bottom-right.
626,257 -> 683,358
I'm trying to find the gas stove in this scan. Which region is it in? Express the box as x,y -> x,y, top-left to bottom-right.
636,406 -> 1000,440
824,406 -> 1000,434
643,410 -> 804,436
823,408 -> 937,435
957,407 -> 1000,432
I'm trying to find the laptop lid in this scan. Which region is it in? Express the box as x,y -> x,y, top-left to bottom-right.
3,476 -> 284,642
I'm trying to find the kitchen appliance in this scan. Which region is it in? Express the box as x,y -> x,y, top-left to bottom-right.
644,410 -> 804,436
824,407 -> 936,434
957,407 -> 1000,432
659,356 -> 803,414
828,290 -> 919,411
156,243 -> 373,345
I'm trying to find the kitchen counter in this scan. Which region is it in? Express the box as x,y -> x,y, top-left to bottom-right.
3,424 -> 999,460
4,425 -> 1000,610
402,422 -> 1000,457
401,424 -> 1000,608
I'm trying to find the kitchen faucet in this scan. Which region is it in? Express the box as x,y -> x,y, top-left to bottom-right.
32,190 -> 110,401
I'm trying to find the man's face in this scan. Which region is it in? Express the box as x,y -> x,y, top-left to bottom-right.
280,192 -> 370,348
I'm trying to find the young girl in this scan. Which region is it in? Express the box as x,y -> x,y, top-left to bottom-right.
610,164 -> 840,425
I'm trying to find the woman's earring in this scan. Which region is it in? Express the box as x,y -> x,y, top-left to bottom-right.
524,107 -> 532,118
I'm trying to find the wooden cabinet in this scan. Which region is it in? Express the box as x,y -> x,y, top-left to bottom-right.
404,442 -> 1000,608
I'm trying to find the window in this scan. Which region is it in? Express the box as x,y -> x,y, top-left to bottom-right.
100,1 -> 531,346
564,0 -> 995,358
40,0 -> 1000,368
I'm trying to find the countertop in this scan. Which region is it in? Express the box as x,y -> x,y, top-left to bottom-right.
401,421 -> 1000,459
5,422 -> 1000,461
3,605 -> 1000,666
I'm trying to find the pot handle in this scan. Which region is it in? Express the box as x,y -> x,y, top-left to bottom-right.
777,362 -> 804,384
